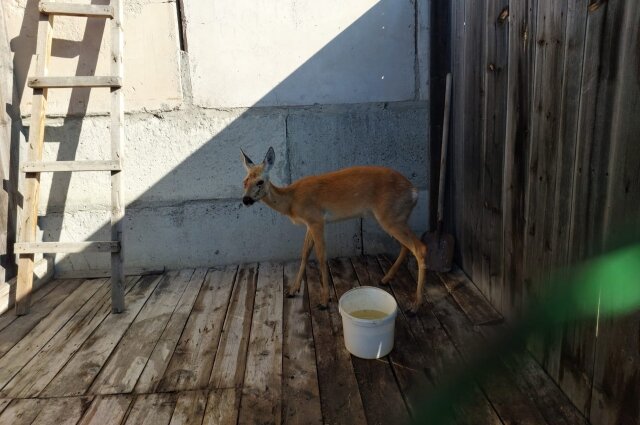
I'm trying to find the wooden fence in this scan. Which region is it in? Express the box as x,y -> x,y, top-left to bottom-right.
431,0 -> 640,423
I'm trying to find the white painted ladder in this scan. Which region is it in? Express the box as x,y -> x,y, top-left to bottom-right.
14,1 -> 125,314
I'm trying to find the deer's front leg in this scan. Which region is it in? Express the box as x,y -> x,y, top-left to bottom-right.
287,228 -> 314,297
309,223 -> 329,309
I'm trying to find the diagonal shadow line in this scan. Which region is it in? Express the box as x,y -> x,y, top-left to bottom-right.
18,0 -> 427,274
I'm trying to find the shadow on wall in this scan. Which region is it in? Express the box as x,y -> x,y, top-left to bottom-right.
8,0 -> 429,275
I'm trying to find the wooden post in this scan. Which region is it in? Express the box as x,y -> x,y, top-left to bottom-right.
15,13 -> 53,315
110,0 -> 125,313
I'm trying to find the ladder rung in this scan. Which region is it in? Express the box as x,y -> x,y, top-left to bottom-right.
28,76 -> 122,89
22,160 -> 122,173
39,3 -> 114,18
15,241 -> 121,254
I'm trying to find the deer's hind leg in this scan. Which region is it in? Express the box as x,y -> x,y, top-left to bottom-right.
381,245 -> 409,285
287,228 -> 314,297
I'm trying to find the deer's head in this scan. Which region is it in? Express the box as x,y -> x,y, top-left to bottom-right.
240,147 -> 275,206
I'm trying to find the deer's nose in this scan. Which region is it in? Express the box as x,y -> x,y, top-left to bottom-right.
242,196 -> 255,206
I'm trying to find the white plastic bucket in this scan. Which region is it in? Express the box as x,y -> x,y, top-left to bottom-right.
338,286 -> 398,359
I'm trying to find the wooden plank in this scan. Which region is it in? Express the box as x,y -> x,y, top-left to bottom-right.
0,398 -> 45,425
351,256 -> 432,417
480,0 -> 508,310
15,12 -> 54,315
305,261 -> 367,425
281,262 -> 322,425
39,3 -> 114,18
77,395 -> 134,425
377,256 -> 502,425
439,266 -> 502,325
1,278 -> 116,397
409,266 -> 549,425
502,0 -> 537,320
28,76 -> 122,89
328,258 -> 410,425
168,390 -> 207,425
123,393 -> 177,425
0,279 -> 81,356
0,269 -> 57,330
0,279 -> 106,390
90,270 -> 196,395
238,263 -> 283,425
461,0 -> 486,289
14,241 -> 119,254
0,398 -> 10,415
134,269 -> 209,393
203,389 -> 240,425
157,267 -> 236,392
55,266 -> 164,279
110,0 -> 125,314
21,160 -> 122,173
40,274 -> 161,397
30,396 -> 92,425
209,264 -> 257,388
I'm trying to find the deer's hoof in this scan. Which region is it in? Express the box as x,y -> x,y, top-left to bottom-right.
317,303 -> 328,311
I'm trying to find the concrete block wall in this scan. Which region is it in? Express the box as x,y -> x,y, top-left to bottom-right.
5,0 -> 431,273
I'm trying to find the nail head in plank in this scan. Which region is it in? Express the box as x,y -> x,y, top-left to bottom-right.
21,160 -> 122,173
28,76 -> 122,89
14,241 -> 120,254
39,3 -> 114,18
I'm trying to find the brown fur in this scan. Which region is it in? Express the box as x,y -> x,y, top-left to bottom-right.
242,148 -> 427,313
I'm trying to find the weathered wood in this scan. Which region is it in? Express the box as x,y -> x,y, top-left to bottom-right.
40,275 -> 161,397
15,13 -> 54,315
77,395 -> 134,425
0,398 -> 10,415
14,241 -> 120,254
328,258 -> 410,425
39,3 -> 114,18
21,160 -> 122,173
438,266 -> 502,326
203,389 -> 240,425
0,280 -> 80,355
209,264 -> 257,388
158,267 -> 236,392
168,390 -> 207,425
0,263 -> 57,328
123,393 -> 177,425
502,0 -> 536,320
28,76 -> 122,89
1,278 -> 115,397
282,262 -> 322,425
110,0 -> 126,314
90,270 -> 195,395
378,256 -> 502,425
135,269 -> 210,393
55,266 -> 164,279
307,262 -> 367,424
0,398 -> 45,425
238,263 -> 283,425
462,0 -> 486,289
305,261 -> 367,425
0,279 -> 106,390
30,396 -> 92,425
480,0 -> 508,310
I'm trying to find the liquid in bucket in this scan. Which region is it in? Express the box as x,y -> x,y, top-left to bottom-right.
349,309 -> 388,320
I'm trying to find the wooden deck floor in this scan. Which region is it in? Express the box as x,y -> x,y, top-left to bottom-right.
0,256 -> 587,425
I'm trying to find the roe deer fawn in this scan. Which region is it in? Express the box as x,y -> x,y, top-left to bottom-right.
240,147 -> 427,314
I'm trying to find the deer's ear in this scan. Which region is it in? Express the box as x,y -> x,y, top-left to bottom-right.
263,147 -> 275,172
240,148 -> 254,171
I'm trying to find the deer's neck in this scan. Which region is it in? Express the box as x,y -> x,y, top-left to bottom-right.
261,182 -> 293,217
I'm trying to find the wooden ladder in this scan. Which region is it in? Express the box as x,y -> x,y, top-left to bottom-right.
14,1 -> 125,315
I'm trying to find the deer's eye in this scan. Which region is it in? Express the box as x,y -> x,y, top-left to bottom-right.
257,180 -> 264,186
